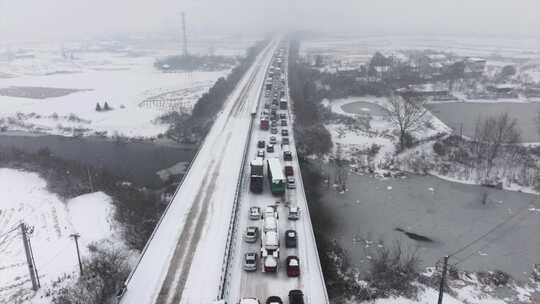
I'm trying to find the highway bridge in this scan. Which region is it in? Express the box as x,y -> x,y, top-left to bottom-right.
118,38 -> 329,304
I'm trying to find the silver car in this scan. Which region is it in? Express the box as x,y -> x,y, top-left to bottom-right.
243,252 -> 258,272
288,206 -> 300,220
249,207 -> 261,220
244,226 -> 259,243
287,176 -> 296,189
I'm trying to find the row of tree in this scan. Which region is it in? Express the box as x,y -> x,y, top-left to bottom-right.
164,39 -> 270,143
288,38 -> 333,157
95,102 -> 112,112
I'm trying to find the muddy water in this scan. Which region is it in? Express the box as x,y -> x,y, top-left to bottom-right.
0,134 -> 196,187
320,167 -> 540,281
426,102 -> 540,143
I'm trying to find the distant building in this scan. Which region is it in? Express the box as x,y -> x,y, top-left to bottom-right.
464,57 -> 486,77
486,84 -> 518,98
397,83 -> 455,100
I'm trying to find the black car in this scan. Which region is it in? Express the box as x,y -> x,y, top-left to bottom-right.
282,137 -> 289,145
285,229 -> 297,248
280,120 -> 287,127
257,140 -> 265,149
266,144 -> 275,153
266,296 -> 283,304
289,290 -> 304,304
279,113 -> 287,120
283,151 -> 292,161
281,129 -> 289,136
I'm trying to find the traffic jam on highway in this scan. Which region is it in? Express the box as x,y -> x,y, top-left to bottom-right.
237,45 -> 306,304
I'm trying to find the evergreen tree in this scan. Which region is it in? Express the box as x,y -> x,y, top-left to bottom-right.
104,102 -> 111,111
95,103 -> 102,112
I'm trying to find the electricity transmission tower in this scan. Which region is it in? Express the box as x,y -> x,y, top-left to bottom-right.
181,12 -> 188,57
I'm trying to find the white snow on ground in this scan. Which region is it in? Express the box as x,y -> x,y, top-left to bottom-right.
360,273 -> 540,304
324,96 -> 451,169
360,285 -> 508,304
0,45 -> 229,138
0,168 -> 119,304
326,123 -> 395,166
363,287 -> 463,304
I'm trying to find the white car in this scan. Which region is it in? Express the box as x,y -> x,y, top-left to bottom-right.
239,298 -> 260,304
288,206 -> 300,220
257,149 -> 265,158
269,136 -> 277,144
249,207 -> 261,220
287,176 -> 296,189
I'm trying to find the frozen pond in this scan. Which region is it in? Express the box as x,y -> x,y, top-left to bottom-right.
320,169 -> 540,281
427,102 -> 540,143
340,101 -> 389,116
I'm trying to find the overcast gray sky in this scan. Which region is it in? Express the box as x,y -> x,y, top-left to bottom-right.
1,0 -> 539,43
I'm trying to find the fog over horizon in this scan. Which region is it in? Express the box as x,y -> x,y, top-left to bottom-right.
1,0 -> 539,43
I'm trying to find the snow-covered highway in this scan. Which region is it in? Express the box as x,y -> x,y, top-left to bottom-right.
118,39 -> 328,304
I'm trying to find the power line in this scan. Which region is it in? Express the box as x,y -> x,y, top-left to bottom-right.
436,205 -> 530,303
448,205 -> 530,260
0,224 -> 20,239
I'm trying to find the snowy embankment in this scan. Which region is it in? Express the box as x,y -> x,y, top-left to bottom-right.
0,168 -> 123,304
0,47 -> 229,139
324,96 -> 540,195
362,268 -> 540,304
324,96 -> 450,168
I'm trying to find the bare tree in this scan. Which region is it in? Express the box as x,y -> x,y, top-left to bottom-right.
387,94 -> 427,151
332,143 -> 348,192
474,113 -> 521,176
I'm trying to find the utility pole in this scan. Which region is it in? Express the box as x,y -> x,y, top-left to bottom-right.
437,255 -> 449,304
181,12 -> 188,57
21,223 -> 39,291
87,166 -> 94,192
70,233 -> 83,276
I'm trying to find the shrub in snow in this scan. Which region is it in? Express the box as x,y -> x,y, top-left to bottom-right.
367,143 -> 381,158
432,141 -> 446,156
477,270 -> 511,287
366,242 -> 420,298
52,241 -> 131,304
532,264 -> 540,282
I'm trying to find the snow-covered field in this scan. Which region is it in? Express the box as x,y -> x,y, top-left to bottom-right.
301,35 -> 540,67
0,168 -> 120,303
0,42 -> 231,138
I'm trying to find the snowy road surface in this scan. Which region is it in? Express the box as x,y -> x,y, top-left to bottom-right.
119,40 -> 278,304
225,46 -> 329,303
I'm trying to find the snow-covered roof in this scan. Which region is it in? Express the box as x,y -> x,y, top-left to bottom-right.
251,158 -> 263,166
264,256 -> 278,267
267,157 -> 285,181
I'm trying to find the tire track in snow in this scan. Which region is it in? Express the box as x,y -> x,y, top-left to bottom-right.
156,132 -> 232,304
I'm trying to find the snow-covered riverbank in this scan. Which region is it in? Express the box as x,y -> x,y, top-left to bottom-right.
0,168 -> 126,303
